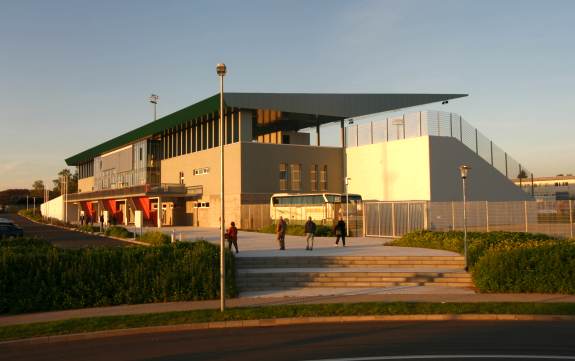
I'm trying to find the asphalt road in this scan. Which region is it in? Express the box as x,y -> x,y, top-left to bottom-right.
2,213 -> 127,248
1,321 -> 574,361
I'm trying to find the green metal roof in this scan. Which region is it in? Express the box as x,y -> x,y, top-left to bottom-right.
65,94 -> 219,166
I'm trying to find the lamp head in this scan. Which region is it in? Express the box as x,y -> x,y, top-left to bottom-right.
216,63 -> 227,76
459,165 -> 471,179
149,94 -> 159,104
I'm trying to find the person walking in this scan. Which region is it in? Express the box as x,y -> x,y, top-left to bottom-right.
304,217 -> 316,251
276,216 -> 287,250
226,221 -> 239,253
334,216 -> 346,247
99,214 -> 105,231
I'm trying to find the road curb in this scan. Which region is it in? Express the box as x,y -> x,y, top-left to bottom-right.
2,314 -> 575,345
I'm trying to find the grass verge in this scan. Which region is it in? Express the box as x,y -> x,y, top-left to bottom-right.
2,302 -> 575,342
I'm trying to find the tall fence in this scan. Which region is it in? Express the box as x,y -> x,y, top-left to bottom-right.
346,110 -> 532,182
364,200 -> 575,239
240,203 -> 363,236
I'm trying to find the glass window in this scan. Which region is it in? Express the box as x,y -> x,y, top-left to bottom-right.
290,164 -> 301,191
310,165 -> 318,192
320,165 -> 328,191
279,163 -> 288,191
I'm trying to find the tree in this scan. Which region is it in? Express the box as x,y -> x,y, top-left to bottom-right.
31,180 -> 44,197
517,169 -> 528,188
52,168 -> 78,196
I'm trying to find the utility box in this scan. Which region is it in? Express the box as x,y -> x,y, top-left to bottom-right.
134,210 -> 143,229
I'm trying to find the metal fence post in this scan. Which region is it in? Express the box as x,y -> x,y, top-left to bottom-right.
485,201 -> 489,232
391,202 -> 396,238
570,200 -> 573,239
523,201 -> 529,232
423,202 -> 429,231
407,203 -> 411,233
451,201 -> 455,231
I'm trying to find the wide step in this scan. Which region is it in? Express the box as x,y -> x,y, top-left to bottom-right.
237,256 -> 465,269
237,269 -> 473,291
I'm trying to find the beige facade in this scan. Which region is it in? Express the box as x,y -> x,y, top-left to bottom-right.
159,142 -> 343,227
78,177 -> 94,193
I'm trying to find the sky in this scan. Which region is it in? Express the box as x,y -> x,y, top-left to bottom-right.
0,0 -> 574,190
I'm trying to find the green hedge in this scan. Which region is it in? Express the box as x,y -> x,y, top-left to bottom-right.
138,231 -> 171,246
104,226 -> 133,238
391,230 -> 575,294
390,230 -> 555,267
259,223 -> 334,237
0,240 -> 236,314
0,237 -> 53,252
473,243 -> 575,294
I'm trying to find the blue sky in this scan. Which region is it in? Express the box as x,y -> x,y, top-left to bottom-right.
1,0 -> 574,189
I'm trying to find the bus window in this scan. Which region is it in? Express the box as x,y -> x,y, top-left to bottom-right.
325,195 -> 342,203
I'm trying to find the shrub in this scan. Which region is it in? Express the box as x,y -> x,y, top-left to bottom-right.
258,223 -> 334,237
0,240 -> 236,314
0,237 -> 53,251
473,242 -> 575,294
138,231 -> 171,246
390,230 -> 557,267
104,226 -> 133,238
17,209 -> 42,222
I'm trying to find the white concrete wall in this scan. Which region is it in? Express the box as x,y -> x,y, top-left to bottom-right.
346,137 -> 431,201
346,135 -> 531,202
40,196 -> 78,223
428,136 -> 531,201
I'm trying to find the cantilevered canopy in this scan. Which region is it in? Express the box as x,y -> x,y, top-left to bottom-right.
65,92 -> 467,165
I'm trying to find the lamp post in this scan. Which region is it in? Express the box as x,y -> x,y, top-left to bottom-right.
459,165 -> 471,271
216,63 -> 227,312
149,94 -> 159,121
345,177 -> 351,237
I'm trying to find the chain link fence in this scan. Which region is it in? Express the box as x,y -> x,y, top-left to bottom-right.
365,200 -> 575,239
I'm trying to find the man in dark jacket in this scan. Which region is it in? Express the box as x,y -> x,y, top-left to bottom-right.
226,221 -> 239,253
304,217 -> 316,251
334,216 -> 346,247
276,216 -> 287,250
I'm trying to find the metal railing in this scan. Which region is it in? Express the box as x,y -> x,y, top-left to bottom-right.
346,110 -> 531,182
364,200 -> 575,239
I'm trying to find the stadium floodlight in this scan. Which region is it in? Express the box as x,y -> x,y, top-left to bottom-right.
149,94 -> 159,120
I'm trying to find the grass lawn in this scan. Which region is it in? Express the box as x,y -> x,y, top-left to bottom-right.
2,302 -> 575,342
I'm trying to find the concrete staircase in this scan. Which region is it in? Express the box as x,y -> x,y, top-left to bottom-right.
236,255 -> 474,292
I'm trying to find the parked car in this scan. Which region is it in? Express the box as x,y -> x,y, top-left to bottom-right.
0,219 -> 24,237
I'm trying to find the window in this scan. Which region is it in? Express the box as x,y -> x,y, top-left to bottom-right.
290,164 -> 301,191
279,163 -> 288,191
310,165 -> 318,191
320,165 -> 328,191
194,202 -> 210,208
282,134 -> 290,144
179,171 -> 184,185
139,148 -> 142,161
193,167 -> 209,176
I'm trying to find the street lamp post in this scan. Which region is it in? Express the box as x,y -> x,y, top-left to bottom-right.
149,94 -> 159,121
459,165 -> 471,271
345,177 -> 351,237
216,63 -> 227,312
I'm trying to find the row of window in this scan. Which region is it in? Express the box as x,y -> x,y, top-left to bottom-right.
279,163 -> 328,192
78,159 -> 94,179
162,111 -> 240,160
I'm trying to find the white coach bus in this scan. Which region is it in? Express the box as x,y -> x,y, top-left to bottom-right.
269,193 -> 362,226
